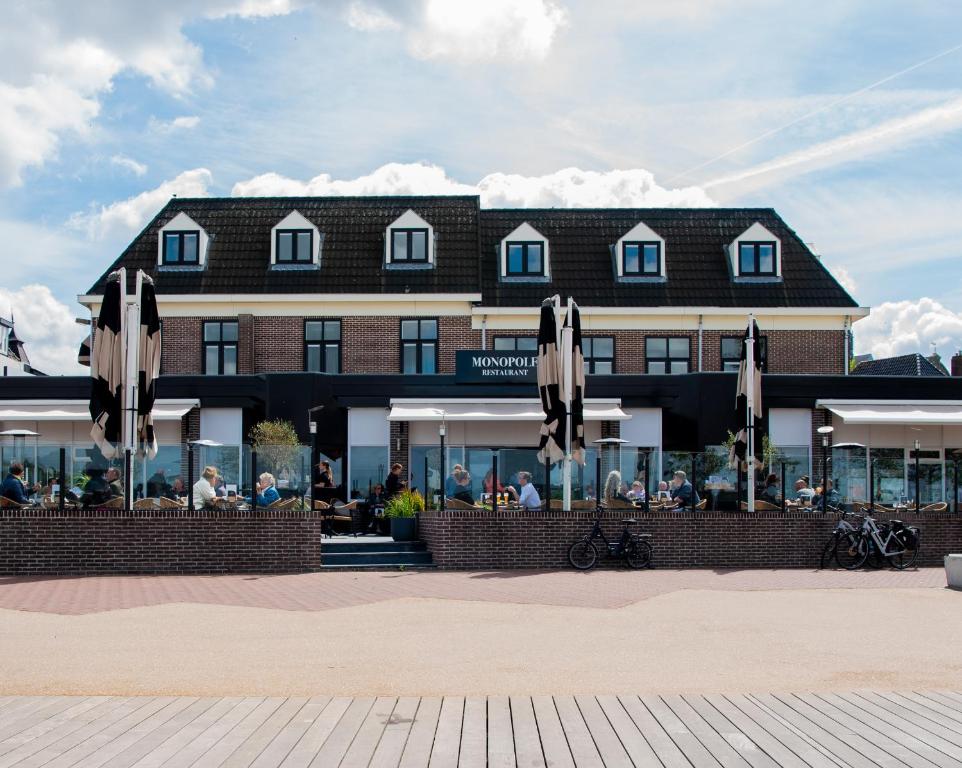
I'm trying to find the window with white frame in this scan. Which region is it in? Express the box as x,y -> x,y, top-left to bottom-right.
162,231 -> 200,265
738,242 -> 777,276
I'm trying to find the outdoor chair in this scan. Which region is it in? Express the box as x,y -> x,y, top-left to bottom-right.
0,496 -> 26,508
267,496 -> 298,510
570,499 -> 598,511
694,498 -> 707,510
96,497 -> 125,509
445,497 -> 483,511
740,500 -> 780,511
313,500 -> 330,510
920,502 -> 947,512
157,496 -> 184,509
327,500 -> 360,536
133,498 -> 157,510
601,498 -> 636,510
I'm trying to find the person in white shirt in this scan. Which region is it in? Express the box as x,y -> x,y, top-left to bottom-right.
508,470 -> 542,510
193,466 -> 219,510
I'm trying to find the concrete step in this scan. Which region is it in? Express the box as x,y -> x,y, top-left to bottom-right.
322,540 -> 427,554
321,550 -> 434,567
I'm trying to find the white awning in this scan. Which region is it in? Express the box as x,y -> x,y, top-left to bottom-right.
0,399 -> 199,422
388,398 -> 630,422
818,400 -> 962,425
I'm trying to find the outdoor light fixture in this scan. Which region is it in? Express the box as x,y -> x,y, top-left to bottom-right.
309,421 -> 317,435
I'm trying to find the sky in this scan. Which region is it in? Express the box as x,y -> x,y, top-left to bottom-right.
1,0 -> 961,374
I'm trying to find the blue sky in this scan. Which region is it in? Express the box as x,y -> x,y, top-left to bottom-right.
1,0 -> 961,373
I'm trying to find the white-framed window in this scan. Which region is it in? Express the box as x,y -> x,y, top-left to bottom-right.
500,222 -> 549,279
271,211 -> 321,268
729,222 -> 782,278
613,221 -> 666,279
157,212 -> 209,268
385,210 -> 435,267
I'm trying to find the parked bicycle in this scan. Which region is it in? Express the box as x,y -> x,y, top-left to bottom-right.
819,508 -> 862,569
837,510 -> 921,570
568,510 -> 653,570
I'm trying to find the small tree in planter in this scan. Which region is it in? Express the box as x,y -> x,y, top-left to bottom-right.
249,419 -> 301,479
384,489 -> 424,542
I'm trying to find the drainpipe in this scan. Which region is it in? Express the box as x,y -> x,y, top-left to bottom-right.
697,314 -> 703,372
481,314 -> 487,350
843,316 -> 850,375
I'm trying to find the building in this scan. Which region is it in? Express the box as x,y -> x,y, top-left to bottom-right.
853,353 -> 946,377
2,195 -> 962,508
0,315 -> 43,377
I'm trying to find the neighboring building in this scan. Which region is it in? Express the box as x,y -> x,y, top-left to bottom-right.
853,353 -> 946,377
0,315 -> 43,377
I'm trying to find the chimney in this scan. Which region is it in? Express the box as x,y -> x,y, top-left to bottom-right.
952,351 -> 962,377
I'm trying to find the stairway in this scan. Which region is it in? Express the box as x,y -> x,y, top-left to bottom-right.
320,538 -> 435,569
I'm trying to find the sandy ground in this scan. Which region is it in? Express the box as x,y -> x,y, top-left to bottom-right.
1,586 -> 959,696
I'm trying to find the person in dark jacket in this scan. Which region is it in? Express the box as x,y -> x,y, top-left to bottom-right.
385,463 -> 406,499
80,466 -> 113,507
146,468 -> 169,498
1,462 -> 33,503
106,467 -> 124,499
669,470 -> 700,509
316,460 -> 335,488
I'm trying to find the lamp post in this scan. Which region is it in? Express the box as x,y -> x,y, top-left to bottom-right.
817,425 -> 834,511
914,438 -> 921,510
439,419 -> 446,510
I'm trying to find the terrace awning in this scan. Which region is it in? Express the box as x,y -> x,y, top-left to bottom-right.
817,400 -> 962,425
388,398 -> 630,422
0,399 -> 199,422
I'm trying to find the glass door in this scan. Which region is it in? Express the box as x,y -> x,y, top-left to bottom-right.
907,449 -> 943,504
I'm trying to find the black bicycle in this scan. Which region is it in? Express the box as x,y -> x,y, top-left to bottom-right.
568,512 -> 653,570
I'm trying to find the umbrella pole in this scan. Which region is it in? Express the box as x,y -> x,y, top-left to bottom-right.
745,314 -> 756,514
561,303 -> 573,512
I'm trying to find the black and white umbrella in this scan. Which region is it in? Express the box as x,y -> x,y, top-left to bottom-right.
567,300 -> 586,466
729,318 -> 763,483
537,299 -> 565,464
137,276 -> 161,460
89,273 -> 124,459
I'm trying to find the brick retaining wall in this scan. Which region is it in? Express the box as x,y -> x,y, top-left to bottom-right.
0,508 -> 325,575
418,508 -> 962,569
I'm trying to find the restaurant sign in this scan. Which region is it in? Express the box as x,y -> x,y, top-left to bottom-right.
455,350 -> 537,383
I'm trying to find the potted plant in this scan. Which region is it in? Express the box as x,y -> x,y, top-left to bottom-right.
384,489 -> 423,542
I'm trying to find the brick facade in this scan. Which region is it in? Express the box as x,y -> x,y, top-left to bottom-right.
418,508 -> 960,570
160,317 -> 848,376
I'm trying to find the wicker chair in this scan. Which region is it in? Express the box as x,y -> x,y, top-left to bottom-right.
96,496 -> 125,509
445,497 -> 483,511
313,500 -> 331,510
920,502 -> 948,513
0,496 -> 25,508
694,498 -> 707,510
740,500 -> 780,511
601,498 -> 637,510
157,496 -> 184,509
132,498 -> 158,510
326,500 -> 360,536
267,496 -> 298,510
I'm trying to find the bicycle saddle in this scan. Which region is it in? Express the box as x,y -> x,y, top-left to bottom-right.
890,519 -> 903,526
621,518 -> 637,524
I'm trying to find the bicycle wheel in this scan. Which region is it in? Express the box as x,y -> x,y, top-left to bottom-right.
625,539 -> 652,569
568,538 -> 598,570
865,538 -> 886,569
819,535 -> 838,569
837,531 -> 868,570
888,531 -> 921,570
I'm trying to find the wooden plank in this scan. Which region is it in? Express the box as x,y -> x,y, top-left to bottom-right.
161,697 -> 265,768
816,692 -> 959,768
837,692 -> 962,758
553,695 -> 602,768
0,697 -> 109,757
277,697 -> 351,768
682,695 -> 778,768
771,693 -> 922,768
210,698 -> 308,768
702,695 -> 810,768
663,695 -> 751,768
370,697 -> 420,768
618,695 -> 692,768
429,696 -> 463,768
531,696 -> 574,768
574,696 -> 632,768
510,696 -> 547,768
193,698 -> 287,768
749,694 -> 877,768
595,695 -> 660,768
644,695 -> 723,768
876,692 -> 962,737
926,692 -> 962,711
399,697 -> 442,768
15,698 -> 149,768
458,696 -> 486,768
308,697 -> 374,767
917,692 -> 962,717
244,696 -> 330,768
902,692 -> 962,726
126,697 -> 243,768
341,696 -> 397,768
485,696 -> 515,768
0,696 -> 62,724
0,697 -> 80,744
0,697 -> 122,768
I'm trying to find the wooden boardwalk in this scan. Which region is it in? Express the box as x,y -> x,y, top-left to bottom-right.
1,691 -> 962,767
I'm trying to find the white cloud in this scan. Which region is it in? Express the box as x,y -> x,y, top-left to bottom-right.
110,155 -> 148,176
70,168 -> 213,241
148,115 -> 201,133
232,162 -> 715,207
705,94 -> 962,195
854,298 -> 962,360
0,286 -> 86,376
344,1 -> 401,31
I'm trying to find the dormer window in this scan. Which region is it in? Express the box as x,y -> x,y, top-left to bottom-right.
271,211 -> 321,269
391,229 -> 429,263
157,212 -> 208,268
738,242 -> 776,276
506,242 -> 544,276
276,229 -> 313,264
162,231 -> 199,265
622,242 -> 660,276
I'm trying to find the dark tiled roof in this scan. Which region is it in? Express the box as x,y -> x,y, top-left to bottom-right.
853,353 -> 947,377
479,208 -> 857,307
86,196 -> 481,296
86,198 -> 858,309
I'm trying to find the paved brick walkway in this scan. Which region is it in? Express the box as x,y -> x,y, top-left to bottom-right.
0,567 -> 946,615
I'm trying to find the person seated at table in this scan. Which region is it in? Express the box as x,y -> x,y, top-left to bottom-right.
584,483 -> 596,501
813,478 -> 840,510
655,481 -> 671,501
367,483 -> 386,506
506,471 -> 541,510
762,473 -> 780,504
602,470 -> 631,505
163,477 -> 186,501
256,472 -> 280,506
146,468 -> 169,498
106,467 -> 124,499
793,478 -> 816,503
627,480 -> 646,502
2,462 -> 36,504
316,461 -> 335,489
80,465 -> 113,507
213,475 -> 228,498
483,469 -> 504,496
192,466 -> 219,510
667,470 -> 699,509
444,464 -> 463,497
452,470 -> 474,504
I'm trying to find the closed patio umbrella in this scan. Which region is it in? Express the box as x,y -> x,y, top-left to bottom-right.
89,273 -> 124,459
729,317 -> 762,511
567,300 -> 586,467
537,298 -> 565,465
137,275 -> 161,460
